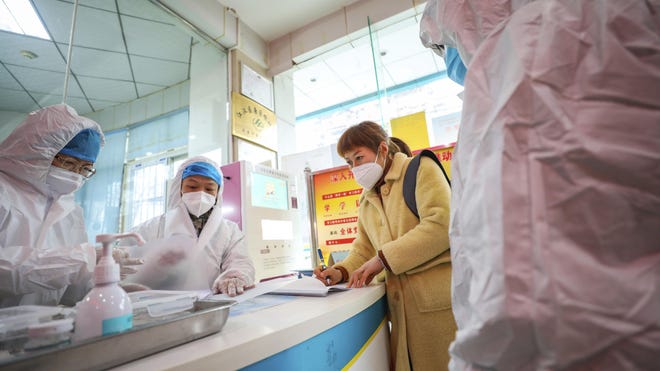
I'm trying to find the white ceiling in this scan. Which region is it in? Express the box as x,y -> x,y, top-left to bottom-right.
0,0 -> 194,115
218,0 -> 362,43
0,0 -> 443,120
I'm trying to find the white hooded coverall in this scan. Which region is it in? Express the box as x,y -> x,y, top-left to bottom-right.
421,0 -> 660,370
0,104 -> 105,307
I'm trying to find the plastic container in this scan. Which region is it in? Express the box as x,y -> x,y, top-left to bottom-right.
129,290 -> 201,324
73,232 -> 145,342
0,306 -> 73,353
24,318 -> 74,350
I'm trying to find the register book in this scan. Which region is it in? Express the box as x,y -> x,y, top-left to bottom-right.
270,276 -> 350,297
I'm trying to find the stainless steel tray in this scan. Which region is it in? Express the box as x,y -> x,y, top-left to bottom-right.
0,299 -> 235,371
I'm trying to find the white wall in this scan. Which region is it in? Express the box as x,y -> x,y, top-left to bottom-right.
85,82 -> 190,134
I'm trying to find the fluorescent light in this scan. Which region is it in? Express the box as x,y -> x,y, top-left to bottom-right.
0,0 -> 50,40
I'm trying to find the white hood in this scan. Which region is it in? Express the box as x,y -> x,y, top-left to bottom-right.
167,155 -> 225,211
0,104 -> 105,194
420,0 -> 660,369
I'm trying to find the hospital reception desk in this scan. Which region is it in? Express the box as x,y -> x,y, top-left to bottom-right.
114,284 -> 388,370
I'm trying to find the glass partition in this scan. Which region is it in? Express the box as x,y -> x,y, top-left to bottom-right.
291,12 -> 463,155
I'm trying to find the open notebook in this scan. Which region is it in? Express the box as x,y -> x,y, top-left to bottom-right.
270,276 -> 351,297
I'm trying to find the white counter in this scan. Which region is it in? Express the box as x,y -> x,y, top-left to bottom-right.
113,283 -> 388,370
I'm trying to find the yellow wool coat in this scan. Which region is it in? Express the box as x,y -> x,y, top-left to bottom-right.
335,152 -> 455,371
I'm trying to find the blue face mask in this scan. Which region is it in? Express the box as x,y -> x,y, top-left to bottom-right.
445,47 -> 467,86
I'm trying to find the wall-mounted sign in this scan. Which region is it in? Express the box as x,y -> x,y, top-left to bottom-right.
391,111 -> 430,151
241,63 -> 274,111
231,91 -> 277,151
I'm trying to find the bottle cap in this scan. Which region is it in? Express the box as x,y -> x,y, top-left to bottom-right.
94,257 -> 120,284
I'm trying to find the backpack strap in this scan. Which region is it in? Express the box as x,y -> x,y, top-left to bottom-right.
403,149 -> 451,219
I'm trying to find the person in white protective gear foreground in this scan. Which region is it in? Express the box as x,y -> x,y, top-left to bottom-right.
420,0 -> 660,370
0,104 -> 105,307
123,156 -> 255,297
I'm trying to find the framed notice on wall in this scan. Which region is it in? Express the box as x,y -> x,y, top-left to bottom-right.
231,91 -> 277,151
241,63 -> 274,111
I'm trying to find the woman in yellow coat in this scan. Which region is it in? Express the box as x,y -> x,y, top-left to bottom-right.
315,121 -> 455,370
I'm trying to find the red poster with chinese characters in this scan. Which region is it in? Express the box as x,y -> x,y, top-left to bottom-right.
413,143 -> 455,180
312,166 -> 361,264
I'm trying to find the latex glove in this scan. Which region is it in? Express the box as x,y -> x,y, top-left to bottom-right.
212,273 -> 253,297
96,246 -> 144,280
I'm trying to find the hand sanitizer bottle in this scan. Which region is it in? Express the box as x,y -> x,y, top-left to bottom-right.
73,232 -> 145,342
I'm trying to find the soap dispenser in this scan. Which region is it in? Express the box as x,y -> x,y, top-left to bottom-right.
73,232 -> 145,342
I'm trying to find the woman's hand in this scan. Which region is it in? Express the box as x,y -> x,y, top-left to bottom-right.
313,265 -> 343,286
348,256 -> 384,288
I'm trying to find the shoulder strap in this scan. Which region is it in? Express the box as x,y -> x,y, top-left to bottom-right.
403,149 -> 451,219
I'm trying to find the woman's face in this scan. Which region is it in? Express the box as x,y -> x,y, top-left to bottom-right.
343,142 -> 386,169
181,175 -> 219,197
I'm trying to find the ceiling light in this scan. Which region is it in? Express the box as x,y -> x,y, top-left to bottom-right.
380,50 -> 387,57
0,0 -> 50,40
20,50 -> 38,59
310,77 -> 317,83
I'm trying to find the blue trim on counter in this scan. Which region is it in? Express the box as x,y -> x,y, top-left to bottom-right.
241,296 -> 387,370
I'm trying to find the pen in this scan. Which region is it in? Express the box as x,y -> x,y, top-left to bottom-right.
259,272 -> 298,283
317,248 -> 331,285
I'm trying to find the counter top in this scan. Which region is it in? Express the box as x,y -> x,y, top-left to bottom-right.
113,283 -> 386,370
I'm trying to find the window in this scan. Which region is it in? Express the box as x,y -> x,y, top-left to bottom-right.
118,108 -> 189,232
291,15 -> 463,154
121,155 -> 185,230
295,74 -> 463,152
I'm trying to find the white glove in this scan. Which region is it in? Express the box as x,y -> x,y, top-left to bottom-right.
212,272 -> 253,297
96,246 -> 144,280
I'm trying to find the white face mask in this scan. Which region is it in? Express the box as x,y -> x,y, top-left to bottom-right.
46,166 -> 85,195
181,191 -> 216,217
351,150 -> 385,190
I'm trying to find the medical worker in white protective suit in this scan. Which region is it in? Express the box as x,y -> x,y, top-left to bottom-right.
420,0 -> 660,370
123,156 -> 255,297
0,104 -> 105,307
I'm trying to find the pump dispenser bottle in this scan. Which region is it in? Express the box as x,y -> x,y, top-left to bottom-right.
73,232 -> 145,342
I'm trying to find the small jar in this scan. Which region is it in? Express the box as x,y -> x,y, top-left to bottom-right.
24,318 -> 73,351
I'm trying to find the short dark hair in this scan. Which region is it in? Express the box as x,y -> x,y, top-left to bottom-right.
337,121 -> 405,157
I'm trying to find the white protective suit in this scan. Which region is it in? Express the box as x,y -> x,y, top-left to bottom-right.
0,104 -> 105,307
421,1 -> 660,370
124,156 -> 255,291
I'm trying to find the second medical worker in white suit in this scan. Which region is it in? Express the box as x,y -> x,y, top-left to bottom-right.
0,104 -> 104,307
125,156 -> 255,297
